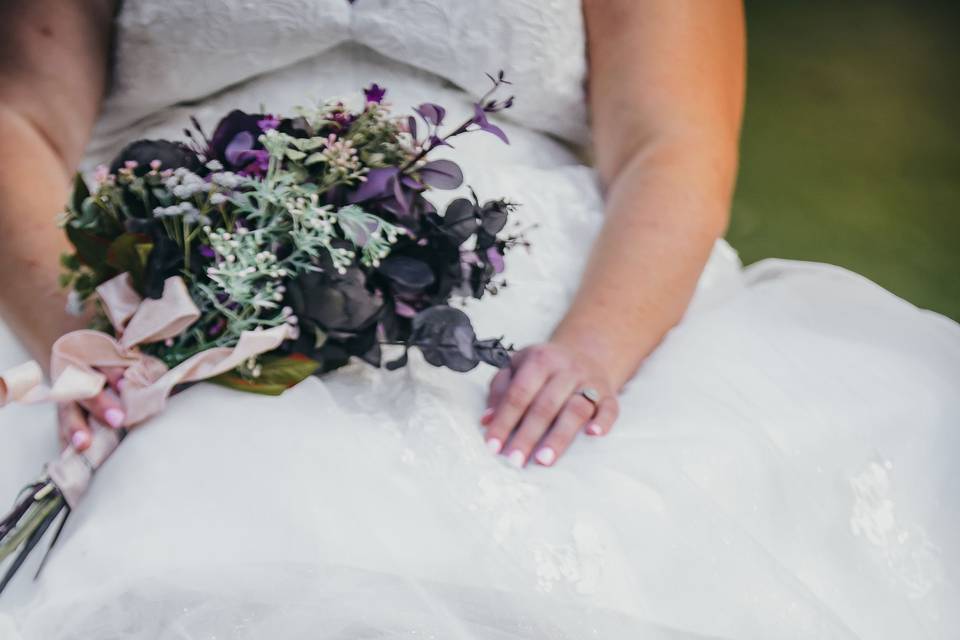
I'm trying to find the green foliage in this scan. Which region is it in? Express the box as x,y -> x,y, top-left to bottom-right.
106,233 -> 153,289
210,353 -> 321,396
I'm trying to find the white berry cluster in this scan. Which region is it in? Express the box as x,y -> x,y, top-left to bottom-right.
202,227 -> 292,337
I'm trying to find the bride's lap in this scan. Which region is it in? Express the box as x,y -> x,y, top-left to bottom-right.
3,259 -> 957,637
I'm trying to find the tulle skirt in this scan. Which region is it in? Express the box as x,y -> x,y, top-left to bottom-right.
2,245 -> 958,639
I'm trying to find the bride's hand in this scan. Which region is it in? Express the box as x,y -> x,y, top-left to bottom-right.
58,367 -> 126,451
481,343 -> 619,468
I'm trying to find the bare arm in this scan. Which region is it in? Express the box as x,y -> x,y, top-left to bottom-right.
0,0 -> 116,361
0,1 -> 124,448
482,1 -> 745,467
555,0 -> 745,382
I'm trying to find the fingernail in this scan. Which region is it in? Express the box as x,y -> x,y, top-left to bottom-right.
534,447 -> 556,466
116,378 -> 126,392
480,407 -> 494,424
507,450 -> 525,468
71,430 -> 90,450
587,423 -> 603,436
104,408 -> 125,429
486,437 -> 503,454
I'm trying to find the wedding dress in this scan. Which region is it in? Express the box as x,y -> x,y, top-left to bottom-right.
1,1 -> 959,638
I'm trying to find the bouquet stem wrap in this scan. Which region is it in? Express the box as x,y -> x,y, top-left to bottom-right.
0,271 -> 293,506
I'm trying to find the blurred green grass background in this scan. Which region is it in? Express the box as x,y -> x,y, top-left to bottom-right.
728,0 -> 959,320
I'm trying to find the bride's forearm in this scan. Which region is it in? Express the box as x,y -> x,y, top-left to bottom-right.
0,109 -> 83,362
551,137 -> 736,388
0,1 -> 116,363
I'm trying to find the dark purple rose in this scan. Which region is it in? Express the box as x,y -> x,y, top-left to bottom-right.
287,267 -> 384,333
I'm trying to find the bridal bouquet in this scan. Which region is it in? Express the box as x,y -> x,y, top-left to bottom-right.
0,75 -> 520,592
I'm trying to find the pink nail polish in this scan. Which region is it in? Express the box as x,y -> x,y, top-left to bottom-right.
71,430 -> 90,450
480,407 -> 494,424
587,423 -> 603,436
486,437 -> 502,454
534,447 -> 556,466
507,450 -> 525,468
104,408 -> 126,429
116,377 -> 126,392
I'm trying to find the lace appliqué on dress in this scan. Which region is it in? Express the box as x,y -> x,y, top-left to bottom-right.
849,459 -> 943,600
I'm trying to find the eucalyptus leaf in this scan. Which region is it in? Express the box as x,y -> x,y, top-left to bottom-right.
442,198 -> 480,245
410,306 -> 480,372
418,159 -> 463,190
378,256 -> 435,291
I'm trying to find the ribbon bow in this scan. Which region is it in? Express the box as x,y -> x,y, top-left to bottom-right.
0,272 -> 294,506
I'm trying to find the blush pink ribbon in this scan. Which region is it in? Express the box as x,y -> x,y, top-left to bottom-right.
0,273 -> 294,506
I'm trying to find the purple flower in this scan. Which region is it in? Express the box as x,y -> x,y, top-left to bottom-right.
472,104 -> 510,144
198,245 -> 216,259
257,115 -> 281,131
415,103 -> 446,126
364,83 -> 387,104
207,317 -> 226,337
331,109 -> 355,130
486,246 -> 505,273
208,109 -> 274,174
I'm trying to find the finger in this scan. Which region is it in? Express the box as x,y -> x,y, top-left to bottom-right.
100,367 -> 126,394
585,396 -> 619,436
503,373 -> 578,468
533,394 -> 597,466
484,356 -> 552,454
58,402 -> 91,451
79,389 -> 126,429
481,366 -> 512,426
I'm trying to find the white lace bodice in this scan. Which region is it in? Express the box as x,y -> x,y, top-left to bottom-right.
102,0 -> 588,144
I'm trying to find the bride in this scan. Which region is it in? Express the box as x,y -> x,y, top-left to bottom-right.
1,0 -> 958,637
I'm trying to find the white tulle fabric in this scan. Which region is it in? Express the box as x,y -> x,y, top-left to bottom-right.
2,1 -> 960,638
